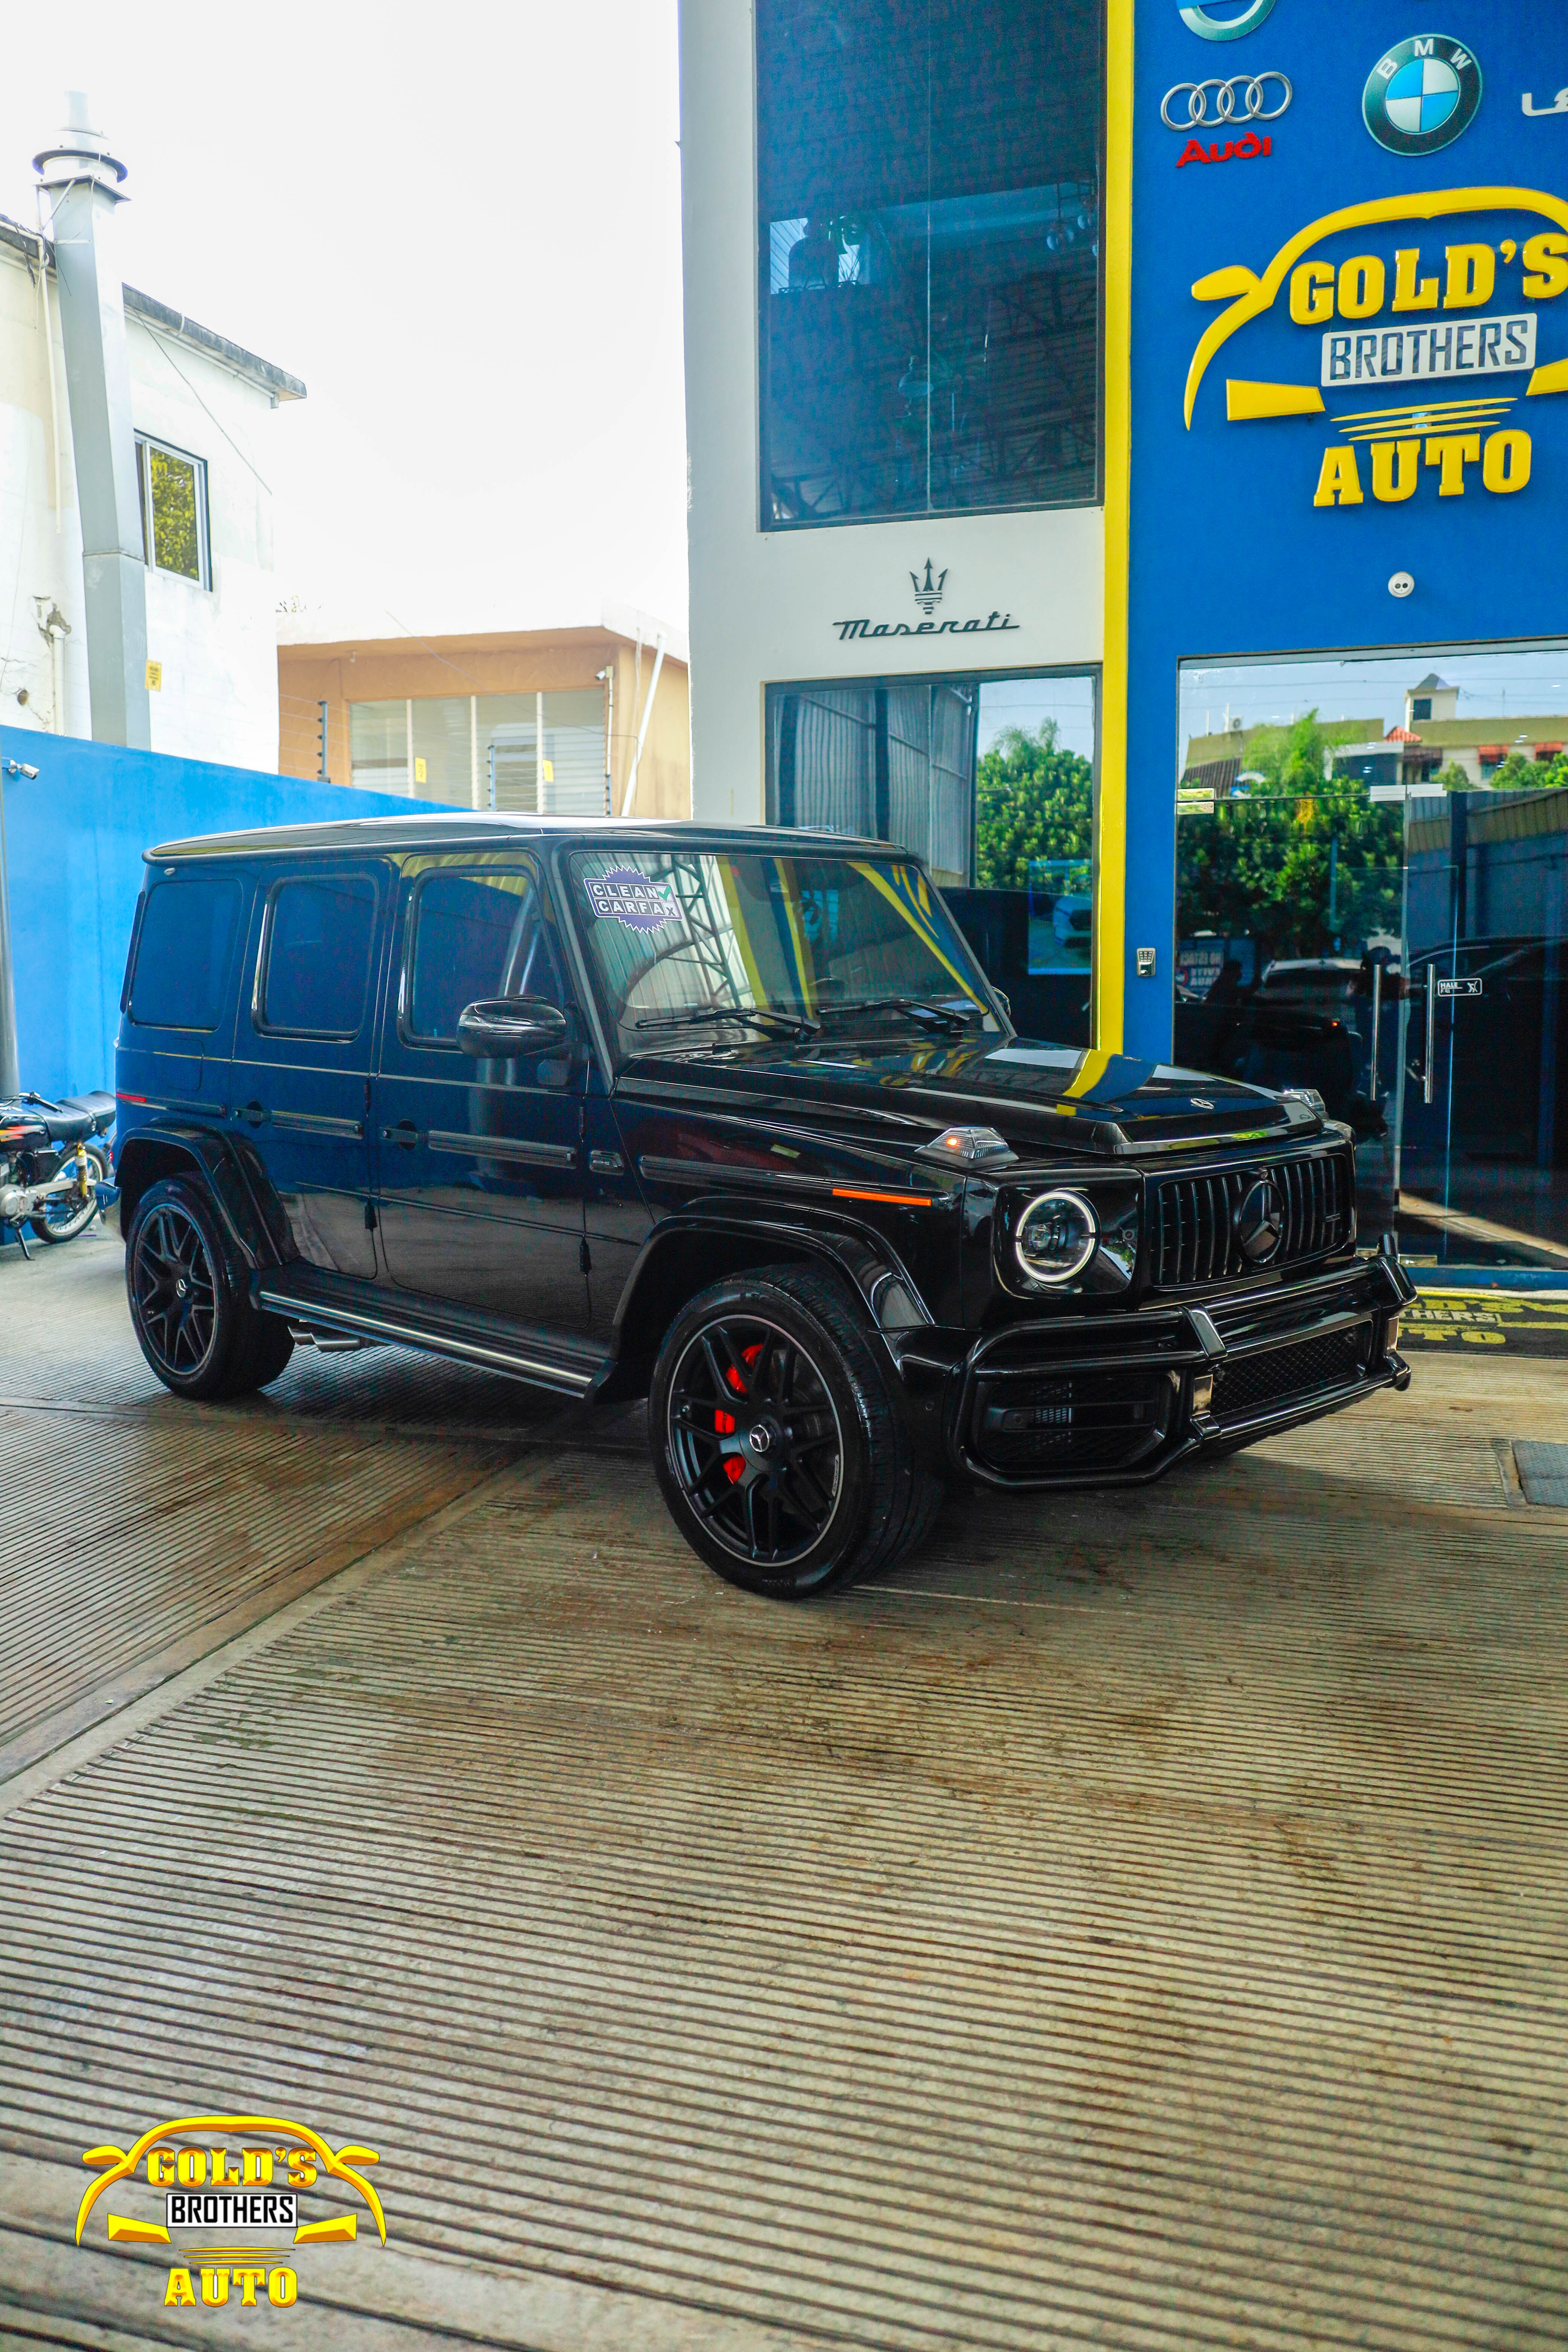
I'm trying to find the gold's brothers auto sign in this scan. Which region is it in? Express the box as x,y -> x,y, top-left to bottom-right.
1182,185 -> 1568,511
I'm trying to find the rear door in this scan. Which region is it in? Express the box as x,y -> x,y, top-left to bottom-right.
230,862 -> 384,1277
374,855 -> 590,1331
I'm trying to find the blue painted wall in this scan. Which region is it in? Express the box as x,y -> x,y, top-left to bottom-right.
1124,0 -> 1568,1059
0,730 -> 439,1101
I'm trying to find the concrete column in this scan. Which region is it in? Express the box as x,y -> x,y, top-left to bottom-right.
34,99 -> 150,750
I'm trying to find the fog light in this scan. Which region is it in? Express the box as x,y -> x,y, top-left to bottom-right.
1191,1372 -> 1215,1416
1014,1190 -> 1097,1285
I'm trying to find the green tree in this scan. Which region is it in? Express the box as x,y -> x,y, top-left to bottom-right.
974,720 -> 1093,888
1176,710 -> 1404,963
1487,749 -> 1568,793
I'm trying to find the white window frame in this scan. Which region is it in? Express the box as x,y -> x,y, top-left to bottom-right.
135,430 -> 211,590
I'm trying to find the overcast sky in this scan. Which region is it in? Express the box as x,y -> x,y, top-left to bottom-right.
0,0 -> 689,637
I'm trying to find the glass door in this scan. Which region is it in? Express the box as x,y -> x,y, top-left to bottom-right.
1395,784 -> 1568,1269
1177,646 -> 1568,1275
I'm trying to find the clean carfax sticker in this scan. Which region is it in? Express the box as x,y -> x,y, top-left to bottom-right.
586,868 -> 678,931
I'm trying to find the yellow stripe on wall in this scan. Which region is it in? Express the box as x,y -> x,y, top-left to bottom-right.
1096,0 -> 1134,1055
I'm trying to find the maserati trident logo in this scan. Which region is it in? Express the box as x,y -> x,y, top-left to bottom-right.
1234,1174 -> 1285,1263
911,560 -> 947,616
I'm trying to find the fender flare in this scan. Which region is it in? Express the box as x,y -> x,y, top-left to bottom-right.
114,1122 -> 290,1271
602,1207 -> 933,1400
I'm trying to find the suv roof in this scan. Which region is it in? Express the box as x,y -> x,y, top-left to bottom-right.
146,814 -> 891,862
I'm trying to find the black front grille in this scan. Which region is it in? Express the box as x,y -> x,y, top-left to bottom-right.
971,1370 -> 1173,1477
1211,1325 -> 1368,1424
1148,1153 -> 1350,1288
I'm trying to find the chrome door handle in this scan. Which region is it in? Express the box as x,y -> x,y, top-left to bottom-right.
381,1121 -> 422,1148
240,1100 -> 267,1127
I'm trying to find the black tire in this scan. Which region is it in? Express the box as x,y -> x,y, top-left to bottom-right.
30,1142 -> 107,1243
229,1307 -> 298,1392
649,1263 -> 943,1599
125,1176 -> 294,1400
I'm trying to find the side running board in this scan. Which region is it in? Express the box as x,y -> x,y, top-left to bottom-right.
254,1269 -> 609,1397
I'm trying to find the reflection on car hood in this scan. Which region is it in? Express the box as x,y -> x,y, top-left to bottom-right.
618,1034 -> 1315,1158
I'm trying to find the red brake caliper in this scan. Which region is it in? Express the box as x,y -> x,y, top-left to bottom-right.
718,1341 -> 765,1480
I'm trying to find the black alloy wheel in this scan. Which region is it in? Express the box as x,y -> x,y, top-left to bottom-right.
668,1311 -> 845,1570
126,1176 -> 294,1400
650,1265 -> 945,1599
130,1197 -> 219,1378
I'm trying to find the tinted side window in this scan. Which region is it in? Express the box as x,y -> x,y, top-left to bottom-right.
129,876 -> 244,1031
406,869 -> 562,1043
260,876 -> 377,1037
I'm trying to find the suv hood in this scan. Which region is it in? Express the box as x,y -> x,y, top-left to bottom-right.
616,1035 -> 1317,1158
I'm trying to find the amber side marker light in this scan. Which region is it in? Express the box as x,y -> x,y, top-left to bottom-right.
832,1187 -> 936,1207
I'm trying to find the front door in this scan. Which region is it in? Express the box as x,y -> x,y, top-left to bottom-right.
375,855 -> 590,1331
230,863 -> 384,1277
582,1078 -> 654,1341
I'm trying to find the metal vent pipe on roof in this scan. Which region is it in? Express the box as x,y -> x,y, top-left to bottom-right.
33,94 -> 151,750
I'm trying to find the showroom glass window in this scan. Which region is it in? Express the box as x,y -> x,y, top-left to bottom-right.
1173,643 -> 1568,1273
756,0 -> 1103,528
768,668 -> 1097,1043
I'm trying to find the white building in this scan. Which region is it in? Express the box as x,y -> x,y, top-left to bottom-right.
677,0 -> 1105,1041
681,0 -> 1104,824
0,190 -> 302,770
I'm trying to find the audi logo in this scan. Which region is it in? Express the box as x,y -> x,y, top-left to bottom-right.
1161,73 -> 1293,130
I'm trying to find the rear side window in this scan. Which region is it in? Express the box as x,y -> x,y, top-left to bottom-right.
259,876 -> 378,1038
129,876 -> 244,1031
405,868 -> 562,1043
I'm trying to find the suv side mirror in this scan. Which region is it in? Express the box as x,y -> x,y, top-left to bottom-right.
457,997 -> 571,1057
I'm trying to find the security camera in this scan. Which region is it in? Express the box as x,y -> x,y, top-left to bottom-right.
5,760 -> 39,779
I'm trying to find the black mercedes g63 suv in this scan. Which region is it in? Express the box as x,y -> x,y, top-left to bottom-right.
114,817 -> 1413,1597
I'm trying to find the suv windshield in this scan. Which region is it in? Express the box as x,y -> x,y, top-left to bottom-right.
564,848 -> 1001,1057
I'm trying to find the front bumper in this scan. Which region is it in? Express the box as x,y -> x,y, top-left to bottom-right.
907,1253 -> 1414,1492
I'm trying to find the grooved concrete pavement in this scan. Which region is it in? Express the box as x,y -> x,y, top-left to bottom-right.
1,1225 -> 1565,2350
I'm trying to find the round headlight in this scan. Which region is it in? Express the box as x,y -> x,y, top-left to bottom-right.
1014,1190 -> 1098,1285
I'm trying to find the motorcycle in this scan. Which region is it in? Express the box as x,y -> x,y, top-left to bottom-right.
0,1090 -> 117,1256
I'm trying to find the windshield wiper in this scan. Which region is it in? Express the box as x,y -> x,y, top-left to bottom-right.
632,1004 -> 821,1041
815,995 -> 978,1035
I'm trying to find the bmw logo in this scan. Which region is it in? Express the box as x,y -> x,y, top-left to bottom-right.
1364,34 -> 1482,156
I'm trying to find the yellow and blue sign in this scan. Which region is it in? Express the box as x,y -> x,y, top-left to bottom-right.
1112,2 -> 1568,1058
